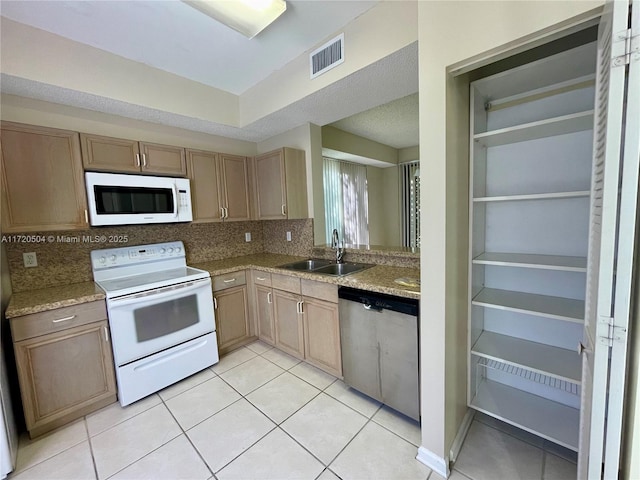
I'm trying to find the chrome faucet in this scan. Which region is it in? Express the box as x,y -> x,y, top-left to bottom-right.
331,229 -> 345,264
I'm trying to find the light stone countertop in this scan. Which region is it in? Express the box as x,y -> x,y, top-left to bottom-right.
6,281 -> 106,318
5,253 -> 420,318
192,253 -> 420,300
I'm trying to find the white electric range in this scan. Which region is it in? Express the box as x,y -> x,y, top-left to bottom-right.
91,241 -> 218,406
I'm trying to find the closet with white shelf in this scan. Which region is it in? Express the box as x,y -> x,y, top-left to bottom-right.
468,41 -> 597,451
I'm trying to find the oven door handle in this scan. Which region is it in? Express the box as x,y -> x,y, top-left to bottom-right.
107,278 -> 211,308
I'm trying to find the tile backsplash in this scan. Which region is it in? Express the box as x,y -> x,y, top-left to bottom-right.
5,219 -> 314,292
263,219 -> 313,257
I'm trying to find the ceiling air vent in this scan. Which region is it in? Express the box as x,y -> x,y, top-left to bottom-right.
310,33 -> 344,79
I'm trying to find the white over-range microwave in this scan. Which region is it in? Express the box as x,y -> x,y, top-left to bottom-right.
85,172 -> 193,226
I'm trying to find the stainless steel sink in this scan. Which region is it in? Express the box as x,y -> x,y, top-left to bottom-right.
312,263 -> 372,276
277,259 -> 373,276
278,258 -> 334,271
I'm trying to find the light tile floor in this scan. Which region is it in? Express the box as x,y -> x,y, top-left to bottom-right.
9,341 -> 578,480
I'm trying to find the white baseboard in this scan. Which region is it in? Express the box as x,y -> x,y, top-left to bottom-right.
449,408 -> 475,463
416,446 -> 449,478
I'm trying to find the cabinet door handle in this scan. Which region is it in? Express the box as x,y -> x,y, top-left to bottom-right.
256,276 -> 267,281
223,278 -> 236,283
84,209 -> 89,224
213,297 -> 218,309
220,207 -> 225,219
224,207 -> 229,218
281,204 -> 286,216
135,153 -> 141,167
103,326 -> 110,343
52,315 -> 76,324
297,300 -> 304,314
142,153 -> 147,167
267,292 -> 272,304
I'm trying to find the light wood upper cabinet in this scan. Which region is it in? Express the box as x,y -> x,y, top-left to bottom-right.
10,301 -> 116,438
80,134 -> 140,173
219,153 -> 251,221
81,133 -> 186,176
187,150 -> 223,222
254,147 -> 307,220
139,142 -> 186,176
1,122 -> 89,232
187,150 -> 250,223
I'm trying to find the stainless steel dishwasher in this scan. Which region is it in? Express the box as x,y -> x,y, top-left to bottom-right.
338,287 -> 419,420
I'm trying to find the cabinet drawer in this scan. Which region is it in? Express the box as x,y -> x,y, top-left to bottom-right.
271,273 -> 301,294
301,279 -> 338,303
251,271 -> 272,287
213,270 -> 246,291
10,301 -> 107,342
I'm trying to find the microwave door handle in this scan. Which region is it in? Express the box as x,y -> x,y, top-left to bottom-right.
173,184 -> 179,217
108,279 -> 209,308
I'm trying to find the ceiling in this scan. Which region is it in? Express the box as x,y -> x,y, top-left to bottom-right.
0,1 -> 419,148
329,93 -> 418,149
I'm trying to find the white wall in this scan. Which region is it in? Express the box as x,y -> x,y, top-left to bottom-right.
240,2 -> 418,125
0,95 -> 256,156
416,0 -> 603,472
0,18 -> 239,127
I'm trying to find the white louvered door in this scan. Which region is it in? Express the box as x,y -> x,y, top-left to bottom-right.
578,0 -> 636,478
602,1 -> 640,478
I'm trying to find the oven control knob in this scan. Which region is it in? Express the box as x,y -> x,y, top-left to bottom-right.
110,255 -> 117,261
167,247 -> 174,254
99,256 -> 106,264
175,247 -> 182,253
160,248 -> 166,254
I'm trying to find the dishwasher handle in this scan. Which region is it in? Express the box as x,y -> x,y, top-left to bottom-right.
363,303 -> 383,312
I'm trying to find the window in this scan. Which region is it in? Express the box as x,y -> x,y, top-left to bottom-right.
323,157 -> 369,245
400,161 -> 420,248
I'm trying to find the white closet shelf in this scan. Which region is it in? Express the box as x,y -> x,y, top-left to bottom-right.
472,253 -> 587,272
472,288 -> 584,323
474,110 -> 594,147
473,191 -> 590,202
471,379 -> 579,451
471,331 -> 581,383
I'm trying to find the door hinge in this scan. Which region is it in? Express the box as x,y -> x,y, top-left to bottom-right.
597,315 -> 628,346
612,28 -> 638,66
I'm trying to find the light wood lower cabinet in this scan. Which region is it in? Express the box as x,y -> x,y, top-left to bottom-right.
302,296 -> 342,377
273,289 -> 305,359
254,284 -> 275,345
268,274 -> 341,375
11,302 -> 116,438
213,271 -> 253,354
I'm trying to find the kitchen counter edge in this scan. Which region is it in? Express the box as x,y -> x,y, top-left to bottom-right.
5,253 -> 420,318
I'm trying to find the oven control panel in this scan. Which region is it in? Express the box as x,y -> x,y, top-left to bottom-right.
91,241 -> 186,270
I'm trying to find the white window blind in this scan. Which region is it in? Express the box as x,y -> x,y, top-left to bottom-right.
323,157 -> 369,245
400,161 -> 420,248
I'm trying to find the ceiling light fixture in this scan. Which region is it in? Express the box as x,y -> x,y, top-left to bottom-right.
183,0 -> 287,39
